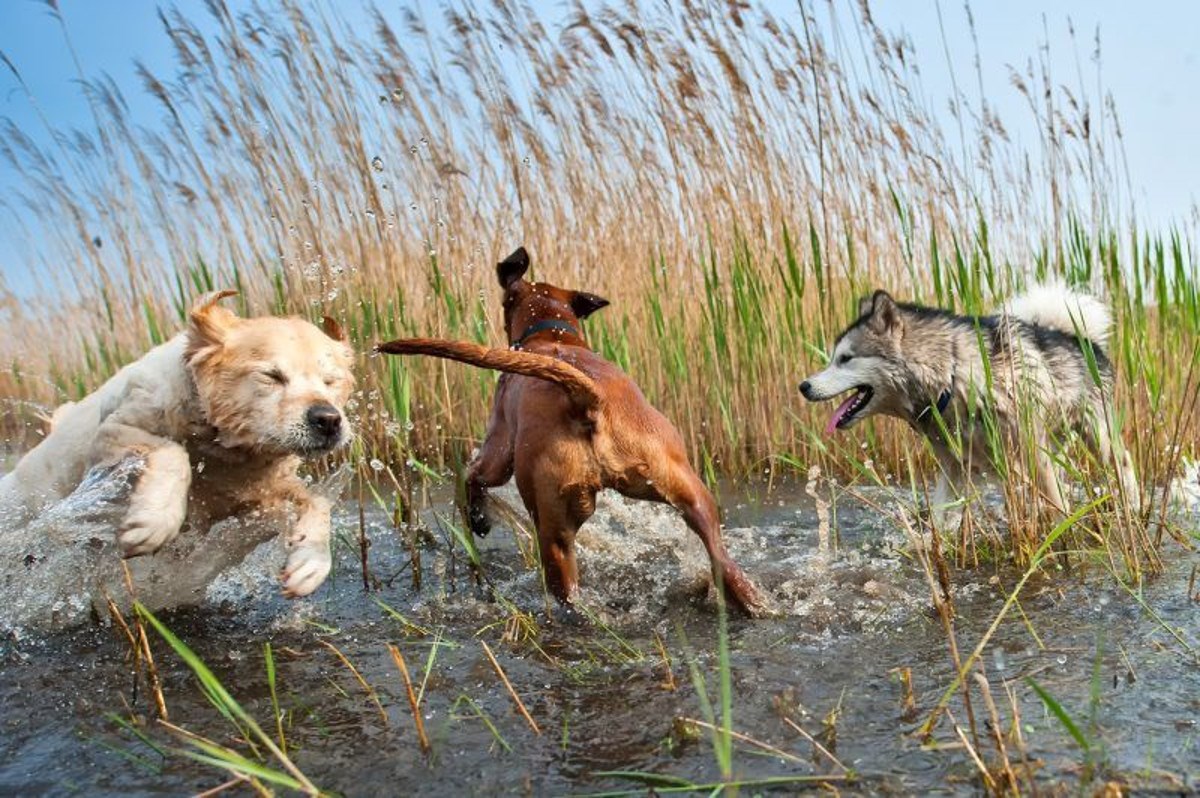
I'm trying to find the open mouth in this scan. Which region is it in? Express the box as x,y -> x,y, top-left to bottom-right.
825,385 -> 873,435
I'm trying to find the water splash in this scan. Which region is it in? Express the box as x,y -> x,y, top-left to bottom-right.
0,461 -> 354,635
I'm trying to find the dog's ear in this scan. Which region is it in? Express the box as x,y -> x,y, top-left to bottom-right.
857,292 -> 876,319
189,289 -> 239,348
571,291 -> 610,320
867,289 -> 899,333
321,315 -> 348,343
497,247 -> 530,289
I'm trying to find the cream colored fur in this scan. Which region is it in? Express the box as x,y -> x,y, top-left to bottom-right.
0,291 -> 354,610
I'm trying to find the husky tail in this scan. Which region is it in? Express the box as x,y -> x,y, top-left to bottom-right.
1005,280 -> 1112,347
376,338 -> 601,411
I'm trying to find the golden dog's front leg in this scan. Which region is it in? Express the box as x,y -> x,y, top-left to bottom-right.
280,494 -> 333,598
92,422 -> 193,557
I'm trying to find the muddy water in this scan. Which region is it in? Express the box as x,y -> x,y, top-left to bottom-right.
0,483 -> 1197,795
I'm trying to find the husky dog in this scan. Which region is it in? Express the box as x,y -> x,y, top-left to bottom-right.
799,283 -> 1138,525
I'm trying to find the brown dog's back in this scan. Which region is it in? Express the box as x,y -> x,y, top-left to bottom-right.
376,247 -> 762,615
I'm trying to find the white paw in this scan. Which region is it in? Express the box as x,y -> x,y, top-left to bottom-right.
116,447 -> 190,556
281,544 -> 332,598
118,502 -> 186,556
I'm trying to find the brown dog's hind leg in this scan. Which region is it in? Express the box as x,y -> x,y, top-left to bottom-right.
663,470 -> 762,616
533,486 -> 595,605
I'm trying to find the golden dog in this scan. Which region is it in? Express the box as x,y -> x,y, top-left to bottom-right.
0,291 -> 354,601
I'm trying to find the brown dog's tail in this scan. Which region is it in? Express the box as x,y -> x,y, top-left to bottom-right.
376,338 -> 601,411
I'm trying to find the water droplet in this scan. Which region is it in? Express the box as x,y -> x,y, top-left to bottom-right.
371,156 -> 384,171
1056,654 -> 1067,666
369,458 -> 384,472
392,88 -> 404,102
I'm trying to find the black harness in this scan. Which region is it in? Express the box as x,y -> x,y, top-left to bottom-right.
512,319 -> 580,349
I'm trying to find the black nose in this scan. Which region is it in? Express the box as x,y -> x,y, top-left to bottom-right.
306,403 -> 342,437
799,381 -> 813,400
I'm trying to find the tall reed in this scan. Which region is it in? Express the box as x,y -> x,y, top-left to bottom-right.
0,1 -> 1194,566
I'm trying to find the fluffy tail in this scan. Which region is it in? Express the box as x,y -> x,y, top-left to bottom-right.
376,338 -> 601,411
1005,280 -> 1112,346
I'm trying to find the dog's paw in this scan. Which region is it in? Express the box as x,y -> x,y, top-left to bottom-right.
117,510 -> 184,557
281,545 -> 332,598
115,446 -> 190,557
468,504 -> 492,538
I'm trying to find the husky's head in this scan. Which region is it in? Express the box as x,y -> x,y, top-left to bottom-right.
799,290 -> 908,434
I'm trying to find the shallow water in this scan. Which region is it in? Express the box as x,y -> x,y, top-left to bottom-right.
1,481 -> 1197,795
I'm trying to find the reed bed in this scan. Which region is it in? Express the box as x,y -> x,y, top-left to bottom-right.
0,0 -> 1196,568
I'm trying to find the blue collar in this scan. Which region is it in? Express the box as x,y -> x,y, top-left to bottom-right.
916,381 -> 955,423
512,319 -> 579,349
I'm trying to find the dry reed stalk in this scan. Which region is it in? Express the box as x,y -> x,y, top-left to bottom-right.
653,632 -> 677,691
193,776 -> 252,798
948,709 -> 998,794
681,716 -> 805,765
480,639 -> 541,735
318,639 -> 388,726
386,644 -> 431,754
119,562 -> 169,721
890,666 -> 917,722
973,670 -> 1019,795
781,716 -> 850,773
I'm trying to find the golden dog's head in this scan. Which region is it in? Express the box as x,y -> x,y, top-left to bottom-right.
185,291 -> 355,457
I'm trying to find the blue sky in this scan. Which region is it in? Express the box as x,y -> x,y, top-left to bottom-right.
0,1 -> 1197,288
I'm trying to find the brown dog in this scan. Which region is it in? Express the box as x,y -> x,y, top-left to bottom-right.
377,248 -> 761,615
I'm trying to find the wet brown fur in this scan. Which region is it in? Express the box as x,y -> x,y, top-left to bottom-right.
377,247 -> 762,615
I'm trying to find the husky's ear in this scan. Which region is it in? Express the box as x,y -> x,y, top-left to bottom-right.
571,291 -> 610,319
189,289 -> 240,348
866,290 -> 899,333
497,247 -> 530,289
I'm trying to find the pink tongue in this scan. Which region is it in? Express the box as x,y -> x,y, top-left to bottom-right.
825,393 -> 859,436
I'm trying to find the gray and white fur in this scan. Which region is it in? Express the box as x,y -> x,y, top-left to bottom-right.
800,282 -> 1138,526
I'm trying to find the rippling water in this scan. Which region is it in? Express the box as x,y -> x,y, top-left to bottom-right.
0,477 -> 1197,795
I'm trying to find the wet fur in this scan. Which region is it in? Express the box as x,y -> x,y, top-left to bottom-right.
0,291 -> 355,600
801,285 -> 1138,526
378,247 -> 762,615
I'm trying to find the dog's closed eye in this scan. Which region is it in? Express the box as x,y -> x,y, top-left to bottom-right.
260,367 -> 289,385
837,353 -> 854,365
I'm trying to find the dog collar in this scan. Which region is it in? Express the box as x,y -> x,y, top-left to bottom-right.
512,319 -> 579,349
916,383 -> 955,423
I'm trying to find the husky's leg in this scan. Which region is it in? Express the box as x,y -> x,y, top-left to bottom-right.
930,447 -> 966,534
1032,445 -> 1067,518
1076,390 -> 1140,511
1089,404 -> 1141,511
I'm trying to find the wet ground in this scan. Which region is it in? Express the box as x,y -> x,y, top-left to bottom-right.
0,481 -> 1198,796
